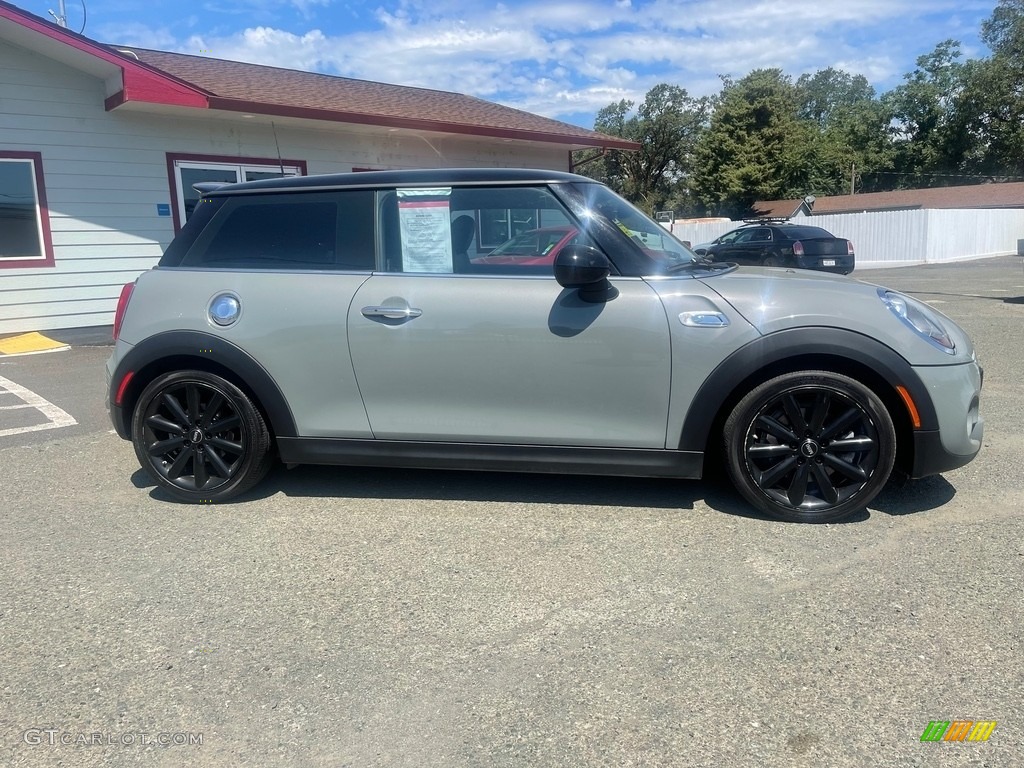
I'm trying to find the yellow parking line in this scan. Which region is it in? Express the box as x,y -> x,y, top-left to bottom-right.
0,332 -> 70,356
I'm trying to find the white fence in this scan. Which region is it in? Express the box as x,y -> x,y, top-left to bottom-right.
670,209 -> 1024,268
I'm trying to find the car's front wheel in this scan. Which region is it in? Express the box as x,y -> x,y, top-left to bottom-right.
723,371 -> 896,523
131,370 -> 273,502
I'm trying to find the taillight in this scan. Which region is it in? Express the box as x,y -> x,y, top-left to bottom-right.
113,281 -> 135,342
848,241 -> 855,255
792,241 -> 804,256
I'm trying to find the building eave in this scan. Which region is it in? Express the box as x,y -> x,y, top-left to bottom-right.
201,96 -> 638,150
0,1 -> 209,107
1,0 -> 638,152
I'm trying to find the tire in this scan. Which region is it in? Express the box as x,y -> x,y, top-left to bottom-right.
723,371 -> 896,523
131,370 -> 273,502
763,253 -> 782,267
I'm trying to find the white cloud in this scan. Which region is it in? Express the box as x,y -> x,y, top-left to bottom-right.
96,0 -> 993,126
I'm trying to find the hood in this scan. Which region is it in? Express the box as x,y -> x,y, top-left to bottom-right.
698,267 -> 976,366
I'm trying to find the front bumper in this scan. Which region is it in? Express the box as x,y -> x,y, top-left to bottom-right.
908,360 -> 984,478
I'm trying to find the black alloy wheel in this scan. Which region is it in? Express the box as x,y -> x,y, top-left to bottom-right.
131,370 -> 272,502
724,371 -> 896,523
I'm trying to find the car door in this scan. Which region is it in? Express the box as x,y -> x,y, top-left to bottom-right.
747,227 -> 774,263
713,228 -> 757,263
719,227 -> 774,265
346,185 -> 673,448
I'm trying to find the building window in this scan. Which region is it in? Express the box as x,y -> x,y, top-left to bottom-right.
166,153 -> 307,231
0,152 -> 54,269
477,207 -> 540,249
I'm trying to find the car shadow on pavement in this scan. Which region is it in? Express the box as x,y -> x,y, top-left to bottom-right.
131,465 -> 955,521
132,464 -> 764,518
869,474 -> 957,515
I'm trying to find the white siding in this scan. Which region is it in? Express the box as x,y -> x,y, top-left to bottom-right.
671,209 -> 1024,269
0,40 -> 569,333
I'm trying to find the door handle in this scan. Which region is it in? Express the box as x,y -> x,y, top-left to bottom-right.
360,305 -> 423,320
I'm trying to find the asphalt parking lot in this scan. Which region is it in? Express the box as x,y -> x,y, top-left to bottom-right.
1,255 -> 1022,767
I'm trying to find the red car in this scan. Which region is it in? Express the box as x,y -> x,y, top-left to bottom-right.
472,226 -> 579,266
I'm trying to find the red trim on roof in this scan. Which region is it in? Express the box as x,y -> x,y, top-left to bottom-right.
120,69 -> 208,108
104,91 -> 127,111
0,1 -> 208,109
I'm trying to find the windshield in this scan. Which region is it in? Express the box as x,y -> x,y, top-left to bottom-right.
568,183 -> 697,272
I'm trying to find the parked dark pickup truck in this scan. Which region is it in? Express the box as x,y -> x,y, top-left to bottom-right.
694,221 -> 855,274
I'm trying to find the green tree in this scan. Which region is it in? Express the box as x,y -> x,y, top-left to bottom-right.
691,69 -> 817,217
981,0 -> 1024,53
950,0 -> 1024,177
579,84 -> 710,212
797,68 -> 895,194
796,67 -> 876,128
882,40 -> 969,187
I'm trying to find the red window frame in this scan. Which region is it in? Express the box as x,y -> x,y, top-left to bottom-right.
0,151 -> 55,269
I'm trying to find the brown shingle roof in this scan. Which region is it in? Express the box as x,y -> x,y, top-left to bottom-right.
756,182 -> 1024,216
114,47 -> 637,151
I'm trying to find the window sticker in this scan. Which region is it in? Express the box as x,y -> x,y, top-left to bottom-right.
398,188 -> 453,272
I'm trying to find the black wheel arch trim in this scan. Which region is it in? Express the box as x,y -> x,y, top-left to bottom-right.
677,327 -> 939,452
108,330 -> 297,440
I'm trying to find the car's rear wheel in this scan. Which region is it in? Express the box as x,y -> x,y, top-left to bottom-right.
131,370 -> 273,502
723,371 -> 896,523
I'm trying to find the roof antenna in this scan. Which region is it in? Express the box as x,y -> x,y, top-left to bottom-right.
271,121 -> 284,175
48,0 -> 68,27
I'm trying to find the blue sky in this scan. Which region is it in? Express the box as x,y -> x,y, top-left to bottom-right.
30,0 -> 997,130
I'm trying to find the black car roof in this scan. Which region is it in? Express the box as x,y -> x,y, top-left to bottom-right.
199,167 -> 594,196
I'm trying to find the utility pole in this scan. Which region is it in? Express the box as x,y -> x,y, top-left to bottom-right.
850,162 -> 856,196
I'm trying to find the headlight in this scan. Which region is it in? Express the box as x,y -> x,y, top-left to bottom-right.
879,289 -> 955,354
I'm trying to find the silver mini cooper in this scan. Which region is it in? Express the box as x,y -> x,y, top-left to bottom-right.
107,169 -> 983,523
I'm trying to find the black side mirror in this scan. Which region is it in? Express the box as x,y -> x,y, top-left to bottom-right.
554,245 -> 616,303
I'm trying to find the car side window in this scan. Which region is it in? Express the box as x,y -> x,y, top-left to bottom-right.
751,228 -> 772,242
379,185 -> 594,276
180,190 -> 375,270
